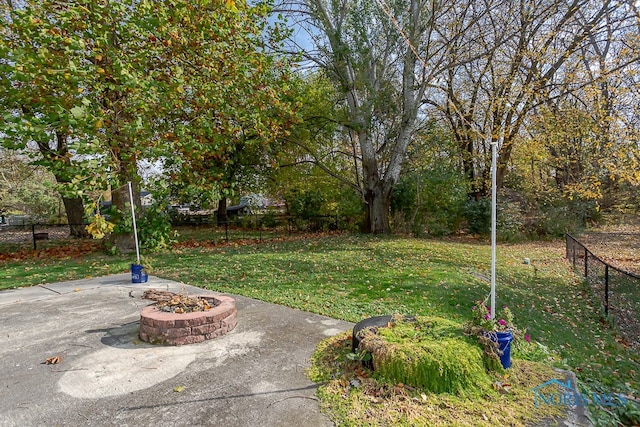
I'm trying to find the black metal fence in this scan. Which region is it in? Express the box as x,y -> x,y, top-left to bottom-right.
172,214 -> 340,244
0,224 -> 81,251
566,233 -> 640,347
0,214 -> 342,253
169,212 -> 338,230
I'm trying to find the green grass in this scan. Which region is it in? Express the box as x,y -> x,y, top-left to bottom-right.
158,235 -> 487,321
153,236 -> 638,389
1,233 -> 638,424
0,253 -> 133,287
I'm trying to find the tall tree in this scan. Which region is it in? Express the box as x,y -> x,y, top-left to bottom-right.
0,0 -> 95,235
435,0 -> 639,196
283,0 -> 496,233
2,0 -> 296,247
155,0 -> 299,223
522,4 -> 640,206
1,0 -> 168,242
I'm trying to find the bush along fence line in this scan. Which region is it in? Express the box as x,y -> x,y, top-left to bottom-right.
566,233 -> 640,348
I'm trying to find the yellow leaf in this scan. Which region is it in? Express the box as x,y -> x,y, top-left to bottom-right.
225,0 -> 238,12
173,386 -> 185,393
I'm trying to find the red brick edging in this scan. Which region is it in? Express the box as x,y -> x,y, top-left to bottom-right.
139,295 -> 237,346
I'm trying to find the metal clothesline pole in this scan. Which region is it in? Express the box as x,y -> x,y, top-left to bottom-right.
490,142 -> 497,320
128,182 -> 141,265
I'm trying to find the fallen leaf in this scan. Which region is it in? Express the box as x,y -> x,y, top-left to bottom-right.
45,355 -> 61,365
493,381 -> 511,394
173,386 -> 185,393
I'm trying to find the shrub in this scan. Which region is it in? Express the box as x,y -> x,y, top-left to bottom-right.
138,203 -> 175,251
465,198 -> 491,235
358,315 -> 491,395
259,210 -> 279,228
285,186 -> 326,220
519,189 -> 601,238
392,167 -> 468,236
497,200 -> 525,241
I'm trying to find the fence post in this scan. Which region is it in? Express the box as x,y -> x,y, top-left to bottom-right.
567,234 -> 577,267
604,265 -> 609,316
32,224 -> 37,250
257,214 -> 262,241
584,248 -> 588,278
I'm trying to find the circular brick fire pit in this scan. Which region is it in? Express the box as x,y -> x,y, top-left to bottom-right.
139,295 -> 237,346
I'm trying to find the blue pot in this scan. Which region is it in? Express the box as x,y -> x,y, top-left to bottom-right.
131,264 -> 148,283
487,330 -> 513,369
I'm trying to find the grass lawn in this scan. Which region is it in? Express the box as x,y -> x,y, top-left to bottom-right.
1,233 -> 638,425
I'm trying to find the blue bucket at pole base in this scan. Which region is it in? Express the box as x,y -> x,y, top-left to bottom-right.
494,330 -> 513,369
131,264 -> 148,283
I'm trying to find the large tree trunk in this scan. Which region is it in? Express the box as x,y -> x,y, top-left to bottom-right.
109,153 -> 142,253
61,196 -> 88,238
363,185 -> 392,234
362,154 -> 393,233
35,131 -> 88,237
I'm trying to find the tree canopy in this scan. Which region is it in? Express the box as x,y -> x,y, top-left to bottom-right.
278,0 -> 640,233
1,0 -> 298,244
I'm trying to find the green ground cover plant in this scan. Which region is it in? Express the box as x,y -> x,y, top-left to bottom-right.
309,331 -> 563,426
357,315 -> 491,395
0,234 -> 638,425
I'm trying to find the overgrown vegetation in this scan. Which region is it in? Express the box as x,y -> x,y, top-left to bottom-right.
357,315 -> 491,395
